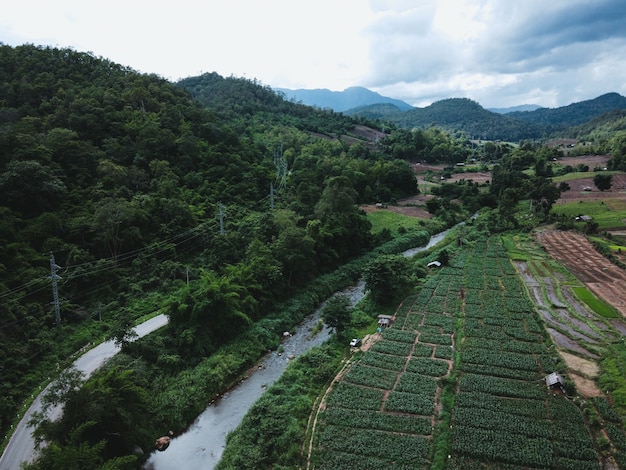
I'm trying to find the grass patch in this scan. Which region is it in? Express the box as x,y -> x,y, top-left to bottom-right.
552,171 -> 619,183
366,209 -> 424,235
599,341 -> 626,418
552,200 -> 626,229
501,234 -> 530,261
572,286 -> 620,318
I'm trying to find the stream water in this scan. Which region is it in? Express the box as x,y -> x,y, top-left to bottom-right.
144,228 -> 451,469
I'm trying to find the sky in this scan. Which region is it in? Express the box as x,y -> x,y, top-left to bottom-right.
2,0 -> 626,109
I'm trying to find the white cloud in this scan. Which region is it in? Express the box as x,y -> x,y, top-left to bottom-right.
2,0 -> 626,107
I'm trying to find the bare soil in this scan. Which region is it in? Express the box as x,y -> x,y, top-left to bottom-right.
559,351 -> 600,379
536,230 -> 626,316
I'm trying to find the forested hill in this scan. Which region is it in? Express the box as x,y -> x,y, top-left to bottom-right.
0,43 -> 422,447
346,93 -> 626,141
346,98 -> 543,140
506,92 -> 626,129
176,72 -> 360,136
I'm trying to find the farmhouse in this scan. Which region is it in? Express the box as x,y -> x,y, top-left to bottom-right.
545,372 -> 565,391
377,314 -> 395,328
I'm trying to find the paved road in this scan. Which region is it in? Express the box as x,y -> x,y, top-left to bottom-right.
0,314 -> 168,469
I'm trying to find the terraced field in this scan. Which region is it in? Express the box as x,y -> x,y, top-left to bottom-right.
308,236 -> 626,469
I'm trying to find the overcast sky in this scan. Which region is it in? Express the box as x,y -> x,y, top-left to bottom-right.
3,0 -> 626,108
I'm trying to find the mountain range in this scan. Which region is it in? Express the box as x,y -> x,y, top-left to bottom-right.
276,86 -> 626,141
274,86 -> 414,112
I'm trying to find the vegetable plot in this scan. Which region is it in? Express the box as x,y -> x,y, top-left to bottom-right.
313,236 -> 605,469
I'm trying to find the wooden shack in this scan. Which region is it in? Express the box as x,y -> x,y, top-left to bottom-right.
377,314 -> 395,328
545,372 -> 565,392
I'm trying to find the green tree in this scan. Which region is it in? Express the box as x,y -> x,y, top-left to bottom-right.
593,173 -> 613,191
363,255 -> 412,305
527,176 -> 562,219
0,160 -> 67,216
312,176 -> 372,266
321,295 -> 352,337
166,269 -> 252,356
30,366 -> 148,465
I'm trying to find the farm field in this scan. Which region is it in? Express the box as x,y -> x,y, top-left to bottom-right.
536,230 -> 626,316
309,236 -> 626,469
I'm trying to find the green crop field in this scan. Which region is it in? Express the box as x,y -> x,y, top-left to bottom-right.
572,286 -> 620,319
310,236 -> 626,469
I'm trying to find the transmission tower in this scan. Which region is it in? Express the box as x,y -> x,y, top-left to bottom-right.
49,252 -> 62,329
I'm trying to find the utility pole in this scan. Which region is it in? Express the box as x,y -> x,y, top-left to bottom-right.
49,252 -> 62,329
270,182 -> 275,209
219,203 -> 225,235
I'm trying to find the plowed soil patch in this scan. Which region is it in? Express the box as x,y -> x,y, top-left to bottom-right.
537,230 -> 626,316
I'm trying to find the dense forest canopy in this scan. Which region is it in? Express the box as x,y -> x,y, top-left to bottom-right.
0,44 -> 423,451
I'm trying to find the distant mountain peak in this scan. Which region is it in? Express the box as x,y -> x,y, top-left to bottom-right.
273,86 -> 414,112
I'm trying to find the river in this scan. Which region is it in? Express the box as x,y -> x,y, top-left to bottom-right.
144,228 -> 451,469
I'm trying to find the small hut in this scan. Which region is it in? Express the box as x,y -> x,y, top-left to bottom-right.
377,314 -> 395,328
545,372 -> 565,392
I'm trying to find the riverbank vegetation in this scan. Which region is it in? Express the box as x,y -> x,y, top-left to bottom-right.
2,43 -> 626,469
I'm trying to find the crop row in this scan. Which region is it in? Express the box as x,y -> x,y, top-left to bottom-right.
405,357 -> 450,377
394,372 -> 437,395
342,363 -> 399,389
317,425 -> 431,467
460,347 -> 539,372
463,336 -> 545,354
370,339 -> 414,356
459,369 -> 545,402
422,312 -> 454,332
315,425 -> 430,469
419,331 -> 453,345
451,424 -> 556,467
425,296 -> 447,313
359,351 -> 407,371
451,236 -> 601,468
384,390 -> 434,415
433,345 -> 453,360
320,407 -> 433,435
381,328 -> 417,343
459,362 -> 538,381
326,382 -> 383,411
454,391 -> 548,418
453,406 -> 552,438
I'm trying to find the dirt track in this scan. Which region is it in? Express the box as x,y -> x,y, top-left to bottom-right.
537,230 -> 626,316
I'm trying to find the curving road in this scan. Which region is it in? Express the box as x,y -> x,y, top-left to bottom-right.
0,314 -> 168,469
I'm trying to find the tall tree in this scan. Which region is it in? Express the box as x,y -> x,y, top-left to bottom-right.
363,255 -> 412,305
594,173 -> 613,191
321,295 -> 352,338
